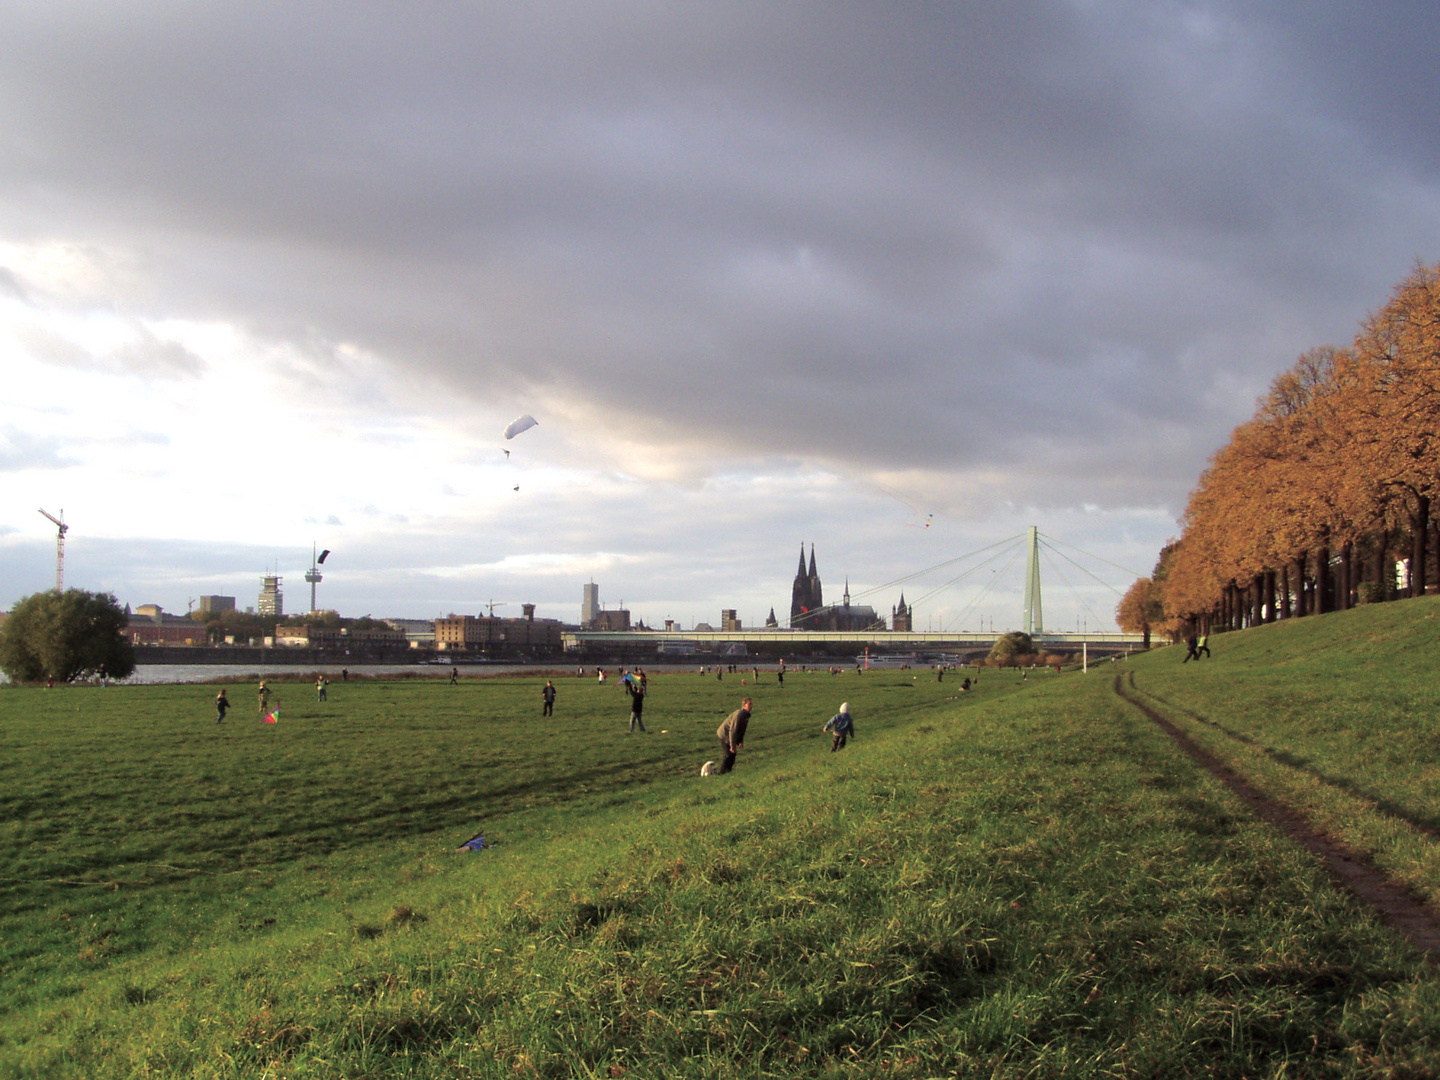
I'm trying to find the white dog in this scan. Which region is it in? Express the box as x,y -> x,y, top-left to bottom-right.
700,760 -> 716,776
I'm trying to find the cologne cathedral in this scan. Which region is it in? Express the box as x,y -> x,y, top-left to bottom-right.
788,544 -> 886,631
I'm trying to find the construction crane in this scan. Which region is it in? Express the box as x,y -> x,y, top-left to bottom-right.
484,601 -> 510,617
38,508 -> 67,592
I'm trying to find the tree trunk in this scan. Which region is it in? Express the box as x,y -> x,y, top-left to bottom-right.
1280,564 -> 1292,619
1295,551 -> 1309,616
1409,494 -> 1430,598
1375,528 -> 1390,601
1315,539 -> 1331,614
1339,540 -> 1353,611
1264,570 -> 1277,622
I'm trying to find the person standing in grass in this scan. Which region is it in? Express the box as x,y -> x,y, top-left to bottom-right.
625,673 -> 647,733
542,680 -> 556,717
215,689 -> 230,724
823,702 -> 855,752
715,696 -> 752,774
316,675 -> 328,701
258,680 -> 271,715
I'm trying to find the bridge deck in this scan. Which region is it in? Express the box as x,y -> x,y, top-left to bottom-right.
565,630 -> 1148,648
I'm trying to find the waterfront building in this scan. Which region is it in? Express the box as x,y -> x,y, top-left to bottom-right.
258,575 -> 283,618
591,608 -> 631,632
435,608 -> 565,653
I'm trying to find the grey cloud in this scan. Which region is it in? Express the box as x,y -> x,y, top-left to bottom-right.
113,328 -> 205,378
1,2 -> 1439,523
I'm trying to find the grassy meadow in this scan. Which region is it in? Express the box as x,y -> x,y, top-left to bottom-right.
2,627 -> 1440,1077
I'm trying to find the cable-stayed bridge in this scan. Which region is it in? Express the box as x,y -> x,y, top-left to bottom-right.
567,527 -> 1150,653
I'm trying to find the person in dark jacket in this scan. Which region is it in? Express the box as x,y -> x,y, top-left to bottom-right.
1182,635 -> 1200,663
215,689 -> 230,724
625,674 -> 647,733
823,702 -> 855,752
715,697 -> 752,773
542,680 -> 556,716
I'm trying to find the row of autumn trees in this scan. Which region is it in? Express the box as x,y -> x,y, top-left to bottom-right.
1119,262 -> 1440,644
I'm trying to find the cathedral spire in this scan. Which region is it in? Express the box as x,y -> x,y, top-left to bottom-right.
797,543 -> 808,577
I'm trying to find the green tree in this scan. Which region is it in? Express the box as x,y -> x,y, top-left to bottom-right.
987,631 -> 1034,666
0,590 -> 136,683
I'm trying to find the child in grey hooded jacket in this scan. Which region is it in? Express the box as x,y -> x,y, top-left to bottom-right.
823,703 -> 855,752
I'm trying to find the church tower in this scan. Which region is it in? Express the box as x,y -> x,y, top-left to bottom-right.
891,592 -> 913,631
790,543 -> 825,628
790,544 -> 811,628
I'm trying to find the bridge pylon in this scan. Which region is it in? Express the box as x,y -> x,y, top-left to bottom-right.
1024,525 -> 1043,637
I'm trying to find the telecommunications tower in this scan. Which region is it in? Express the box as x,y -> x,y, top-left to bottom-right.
38,508 -> 67,592
305,545 -> 330,614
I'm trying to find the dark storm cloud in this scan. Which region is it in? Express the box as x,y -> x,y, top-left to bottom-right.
3,2 -> 1439,509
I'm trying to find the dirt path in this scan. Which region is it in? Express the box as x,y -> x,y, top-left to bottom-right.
1113,675 -> 1440,961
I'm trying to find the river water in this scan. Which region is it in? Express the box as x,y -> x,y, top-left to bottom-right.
81,660 -> 739,685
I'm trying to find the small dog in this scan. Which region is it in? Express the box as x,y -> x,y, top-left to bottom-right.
700,760 -> 716,776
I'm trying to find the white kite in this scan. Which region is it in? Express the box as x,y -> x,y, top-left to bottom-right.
503,414 -> 538,440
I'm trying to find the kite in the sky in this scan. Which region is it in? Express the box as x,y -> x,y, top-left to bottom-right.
503,414 -> 538,440
878,484 -> 935,531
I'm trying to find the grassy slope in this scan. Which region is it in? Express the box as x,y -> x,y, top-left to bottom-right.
1128,594 -> 1440,921
1,633 -> 1439,1077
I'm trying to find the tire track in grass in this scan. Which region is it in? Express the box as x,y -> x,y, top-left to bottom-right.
1126,676 -> 1440,841
1113,674 -> 1440,961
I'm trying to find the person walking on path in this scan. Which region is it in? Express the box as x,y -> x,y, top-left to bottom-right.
625,675 -> 647,733
215,689 -> 230,724
1182,635 -> 1200,663
715,697 -> 752,774
542,680 -> 557,717
258,680 -> 271,715
316,675 -> 328,702
823,702 -> 855,752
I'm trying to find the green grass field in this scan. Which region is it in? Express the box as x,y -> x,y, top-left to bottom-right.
4,621 -> 1440,1078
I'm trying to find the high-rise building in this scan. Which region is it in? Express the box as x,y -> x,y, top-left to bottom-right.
581,581 -> 600,627
258,575 -> 283,618
197,595 -> 237,616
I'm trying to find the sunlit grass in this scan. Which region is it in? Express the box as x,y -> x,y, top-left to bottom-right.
3,646 -> 1440,1077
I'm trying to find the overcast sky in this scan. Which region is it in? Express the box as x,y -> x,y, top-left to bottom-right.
3,2 -> 1439,633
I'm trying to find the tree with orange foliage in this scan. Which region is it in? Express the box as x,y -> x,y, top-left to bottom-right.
1349,263 -> 1440,598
